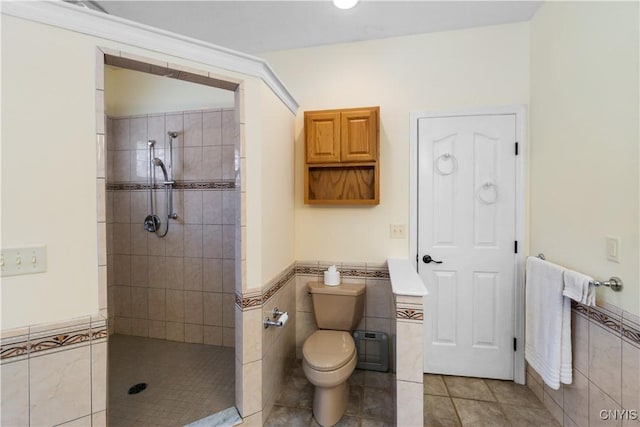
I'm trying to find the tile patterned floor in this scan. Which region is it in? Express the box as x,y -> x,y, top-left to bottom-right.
266,365 -> 560,427
423,374 -> 561,427
109,334 -> 235,427
265,361 -> 395,427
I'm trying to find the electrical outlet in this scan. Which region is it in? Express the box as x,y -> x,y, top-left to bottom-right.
1,246 -> 47,277
606,236 -> 620,263
390,224 -> 406,239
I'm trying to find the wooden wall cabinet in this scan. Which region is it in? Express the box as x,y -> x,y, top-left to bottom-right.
304,106 -> 380,205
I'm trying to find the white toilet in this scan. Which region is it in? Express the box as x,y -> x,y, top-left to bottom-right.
302,282 -> 365,427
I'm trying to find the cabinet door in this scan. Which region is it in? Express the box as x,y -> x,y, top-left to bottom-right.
341,108 -> 378,162
305,111 -> 341,163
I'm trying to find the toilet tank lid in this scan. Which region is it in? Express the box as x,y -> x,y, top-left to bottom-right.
308,282 -> 365,296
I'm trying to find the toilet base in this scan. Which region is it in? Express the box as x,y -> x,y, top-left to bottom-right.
312,381 -> 349,427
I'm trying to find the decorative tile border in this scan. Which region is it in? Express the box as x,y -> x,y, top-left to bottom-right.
236,264 -> 296,310
30,327 -> 92,354
294,265 -> 389,279
396,307 -> 424,321
571,301 -> 640,346
0,336 -> 29,360
1,317 -> 109,362
107,181 -> 236,191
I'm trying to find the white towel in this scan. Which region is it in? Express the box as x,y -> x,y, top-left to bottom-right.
525,257 -> 572,389
563,269 -> 595,306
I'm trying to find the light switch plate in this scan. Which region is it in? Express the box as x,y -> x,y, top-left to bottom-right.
1,246 -> 47,277
606,236 -> 620,263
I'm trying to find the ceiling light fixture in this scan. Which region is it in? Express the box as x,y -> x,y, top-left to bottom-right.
333,0 -> 359,10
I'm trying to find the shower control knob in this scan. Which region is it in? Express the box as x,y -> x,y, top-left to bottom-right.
422,255 -> 443,264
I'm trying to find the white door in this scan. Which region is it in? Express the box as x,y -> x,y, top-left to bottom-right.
418,114 -> 517,379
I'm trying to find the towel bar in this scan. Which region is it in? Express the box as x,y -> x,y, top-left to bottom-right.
536,253 -> 623,292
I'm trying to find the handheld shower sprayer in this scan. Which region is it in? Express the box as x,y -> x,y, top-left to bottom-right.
152,158 -> 170,183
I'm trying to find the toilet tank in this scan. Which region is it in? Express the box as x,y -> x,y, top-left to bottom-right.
308,282 -> 365,331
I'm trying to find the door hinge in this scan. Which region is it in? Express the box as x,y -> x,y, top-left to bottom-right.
514,241 -> 518,254
513,337 -> 517,352
515,142 -> 519,156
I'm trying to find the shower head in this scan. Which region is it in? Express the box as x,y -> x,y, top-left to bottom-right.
168,131 -> 178,139
152,157 -> 169,182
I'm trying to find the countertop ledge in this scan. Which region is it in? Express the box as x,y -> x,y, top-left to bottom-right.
387,258 -> 428,296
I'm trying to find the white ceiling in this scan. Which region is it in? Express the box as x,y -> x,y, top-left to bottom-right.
94,1 -> 543,54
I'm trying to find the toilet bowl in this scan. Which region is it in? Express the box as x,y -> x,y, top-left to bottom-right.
302,282 -> 365,427
303,330 -> 357,426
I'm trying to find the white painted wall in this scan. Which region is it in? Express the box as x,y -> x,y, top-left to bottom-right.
261,22 -> 531,263
259,82 -> 295,284
530,2 -> 639,315
2,16 -> 99,329
0,14 -> 293,329
105,66 -> 234,116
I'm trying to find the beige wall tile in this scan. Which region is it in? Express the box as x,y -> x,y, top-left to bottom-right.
92,410 -> 107,427
222,259 -> 236,293
590,322 -> 622,404
543,391 -> 564,426
148,257 -> 167,288
240,307 -> 262,363
622,341 -> 640,413
203,225 -> 223,258
365,279 -> 393,319
183,224 -> 203,257
563,368 -> 589,427
204,292 -> 223,326
0,359 -> 29,426
240,410 -> 263,426
148,320 -> 166,339
223,293 -> 236,328
526,372 -> 543,403
166,290 -> 185,322
59,415 -> 92,426
166,321 -> 184,342
92,342 -> 107,412
96,90 -> 105,135
590,382 -> 622,427
397,380 -> 422,426
240,360 -> 262,416
98,265 -> 108,310
223,327 -> 235,347
204,325 -> 223,346
185,323 -> 204,344
130,319 -> 149,337
30,346 -> 91,426
166,257 -> 185,290
114,317 -> 131,335
97,134 -> 106,178
148,288 -> 166,321
131,286 -> 148,318
184,257 -> 204,291
572,313 -> 590,377
295,276 -> 313,313
203,191 -> 223,224
295,311 -> 317,349
131,256 -> 149,286
396,320 -> 424,383
184,291 -> 204,324
204,258 -> 223,292
544,382 -> 563,407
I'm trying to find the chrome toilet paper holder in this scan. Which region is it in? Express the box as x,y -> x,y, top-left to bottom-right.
264,307 -> 289,329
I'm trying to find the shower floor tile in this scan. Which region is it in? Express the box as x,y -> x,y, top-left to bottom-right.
109,334 -> 235,427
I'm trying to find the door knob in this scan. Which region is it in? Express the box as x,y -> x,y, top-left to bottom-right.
422,255 -> 443,264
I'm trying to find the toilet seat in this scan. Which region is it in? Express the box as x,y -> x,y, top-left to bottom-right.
303,330 -> 355,372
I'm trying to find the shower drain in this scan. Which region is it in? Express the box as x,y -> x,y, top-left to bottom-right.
128,383 -> 147,395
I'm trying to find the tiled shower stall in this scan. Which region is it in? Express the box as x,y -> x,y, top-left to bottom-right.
106,108 -> 239,345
